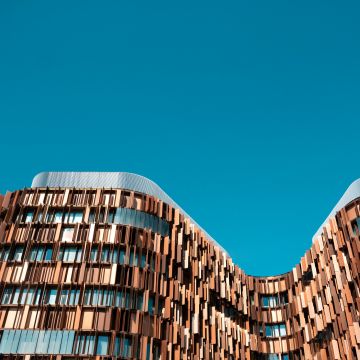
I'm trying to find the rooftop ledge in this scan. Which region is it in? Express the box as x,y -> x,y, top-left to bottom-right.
32,172 -> 360,253
31,171 -> 227,253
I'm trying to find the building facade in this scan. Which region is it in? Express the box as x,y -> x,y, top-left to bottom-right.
0,172 -> 359,360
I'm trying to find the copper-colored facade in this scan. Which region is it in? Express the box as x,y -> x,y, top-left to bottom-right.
0,172 -> 360,360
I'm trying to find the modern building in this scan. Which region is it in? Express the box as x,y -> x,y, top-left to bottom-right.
0,172 -> 359,360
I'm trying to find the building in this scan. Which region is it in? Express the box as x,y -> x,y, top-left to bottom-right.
0,171 -> 359,360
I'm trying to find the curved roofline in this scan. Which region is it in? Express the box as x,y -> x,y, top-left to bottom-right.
32,172 -> 360,274
31,171 -> 227,254
312,178 -> 360,242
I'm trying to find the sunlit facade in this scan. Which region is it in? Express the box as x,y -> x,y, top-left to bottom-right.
0,172 -> 359,359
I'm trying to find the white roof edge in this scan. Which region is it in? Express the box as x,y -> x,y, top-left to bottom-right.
31,172 -> 360,252
312,178 -> 360,242
31,171 -> 228,254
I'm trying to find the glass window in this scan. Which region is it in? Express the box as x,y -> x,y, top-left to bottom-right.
0,330 -> 75,355
59,288 -> 80,306
24,210 -> 34,223
114,336 -> 132,358
279,324 -> 286,337
88,210 -> 96,223
61,227 -> 74,243
268,355 -> 280,360
45,247 -> 53,261
137,292 -> 144,310
19,288 -> 35,305
100,246 -> 110,262
113,336 -> 121,357
25,288 -> 36,305
0,246 -> 10,261
115,290 -> 123,307
84,288 -> 92,305
12,245 -> 24,261
123,337 -> 132,358
90,246 -> 98,261
269,296 -> 278,308
262,293 -> 288,308
44,288 -> 57,305
113,208 -> 169,236
96,335 -> 109,355
69,289 -> 80,305
119,249 -> 126,264
2,287 -> 13,304
75,334 -> 95,355
141,253 -> 147,268
265,325 -> 273,337
112,248 -> 119,262
148,295 -> 155,315
67,211 -> 83,224
58,246 -> 82,262
29,245 -> 51,262
83,288 -> 114,306
130,251 -> 138,266
265,323 -> 287,338
108,209 -> 116,223
54,211 -> 63,223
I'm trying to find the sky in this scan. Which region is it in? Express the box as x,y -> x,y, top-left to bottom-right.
0,1 -> 359,276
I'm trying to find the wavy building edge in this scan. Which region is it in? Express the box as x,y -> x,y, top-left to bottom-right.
0,171 -> 358,359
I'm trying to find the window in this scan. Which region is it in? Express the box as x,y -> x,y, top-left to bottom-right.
58,246 -> 82,262
2,287 -> 13,304
0,246 -> 10,261
0,330 -> 75,355
90,246 -> 98,261
11,245 -> 24,261
44,288 -> 57,305
112,207 -> 170,236
252,354 -> 290,360
29,245 -> 52,262
100,245 -> 110,262
54,211 -> 63,223
84,288 -> 115,306
74,334 -> 96,355
265,323 -> 287,337
119,249 -> 126,264
59,288 -> 80,306
352,217 -> 360,236
61,227 -> 74,243
88,209 -> 96,223
45,247 -> 53,261
261,292 -> 288,308
96,335 -> 109,355
1,287 -> 37,305
23,210 -> 34,223
129,251 -> 139,267
114,336 -> 132,358
22,288 -> 36,305
137,292 -> 144,310
67,211 -> 83,224
96,245 -> 119,263
148,295 -> 155,315
112,289 -> 143,310
141,253 -> 147,267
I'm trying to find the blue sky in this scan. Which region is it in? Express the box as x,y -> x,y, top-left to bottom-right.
0,1 -> 359,275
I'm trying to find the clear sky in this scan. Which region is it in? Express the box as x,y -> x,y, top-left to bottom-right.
0,1 -> 359,276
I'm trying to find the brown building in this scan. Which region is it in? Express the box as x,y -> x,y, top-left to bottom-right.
0,172 -> 359,360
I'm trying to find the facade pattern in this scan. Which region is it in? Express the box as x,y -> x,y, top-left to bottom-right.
0,173 -> 359,359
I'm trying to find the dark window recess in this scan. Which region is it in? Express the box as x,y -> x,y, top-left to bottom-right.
311,326 -> 332,345
351,217 -> 360,236
302,268 -> 313,285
